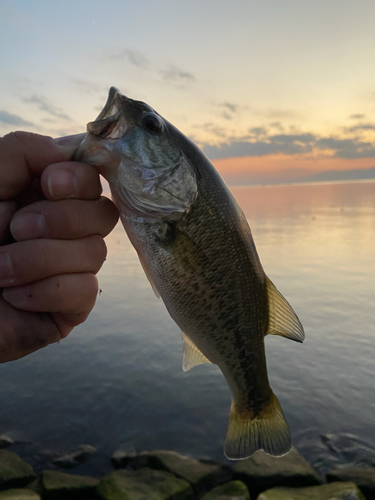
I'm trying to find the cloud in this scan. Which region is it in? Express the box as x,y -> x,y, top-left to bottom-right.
161,65 -> 195,83
263,109 -> 301,120
0,110 -> 34,127
192,122 -> 229,139
346,123 -> 375,133
269,122 -> 285,131
349,113 -> 366,120
218,102 -> 239,113
248,126 -> 268,137
316,137 -> 375,158
214,102 -> 244,121
202,129 -> 375,160
112,49 -> 150,69
23,95 -> 71,121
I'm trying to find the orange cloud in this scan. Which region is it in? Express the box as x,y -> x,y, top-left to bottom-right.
212,153 -> 375,185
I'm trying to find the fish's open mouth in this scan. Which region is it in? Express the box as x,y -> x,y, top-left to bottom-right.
96,86 -> 121,121
87,86 -> 129,139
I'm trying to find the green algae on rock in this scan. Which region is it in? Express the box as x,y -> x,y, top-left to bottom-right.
0,489 -> 40,500
257,481 -> 364,499
129,450 -> 233,496
41,470 -> 99,500
201,480 -> 250,500
96,467 -> 194,500
327,466 -> 375,500
0,451 -> 36,491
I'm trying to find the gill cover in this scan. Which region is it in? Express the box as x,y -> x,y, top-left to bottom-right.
79,87 -> 198,219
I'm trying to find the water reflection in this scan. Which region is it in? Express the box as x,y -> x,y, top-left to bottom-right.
0,180 -> 374,476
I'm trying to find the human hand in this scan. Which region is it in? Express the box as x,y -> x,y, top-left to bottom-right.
0,132 -> 119,362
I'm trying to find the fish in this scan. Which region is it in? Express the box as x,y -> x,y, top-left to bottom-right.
73,87 -> 305,460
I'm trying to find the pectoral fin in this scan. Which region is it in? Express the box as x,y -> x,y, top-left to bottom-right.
137,253 -> 160,298
182,331 -> 211,372
265,277 -> 305,343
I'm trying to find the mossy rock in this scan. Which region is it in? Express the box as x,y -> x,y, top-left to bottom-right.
41,470 -> 99,500
233,447 -> 320,497
327,466 -> 375,500
0,451 -> 36,490
0,490 -> 40,500
201,480 -> 250,500
257,481 -> 365,500
96,467 -> 194,500
130,450 -> 233,495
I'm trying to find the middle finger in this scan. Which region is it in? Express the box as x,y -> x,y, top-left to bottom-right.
10,197 -> 119,241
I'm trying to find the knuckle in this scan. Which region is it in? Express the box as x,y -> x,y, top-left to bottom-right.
99,197 -> 120,233
88,235 -> 107,270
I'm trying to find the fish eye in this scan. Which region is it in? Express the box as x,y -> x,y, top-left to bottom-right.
141,114 -> 163,133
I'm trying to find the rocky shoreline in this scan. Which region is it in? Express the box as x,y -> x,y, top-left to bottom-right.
1,443 -> 375,500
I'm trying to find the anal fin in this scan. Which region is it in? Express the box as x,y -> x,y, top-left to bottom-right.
182,331 -> 211,372
265,276 -> 305,343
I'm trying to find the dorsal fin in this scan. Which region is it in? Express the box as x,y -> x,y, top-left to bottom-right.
182,331 -> 211,372
137,252 -> 160,298
265,277 -> 305,343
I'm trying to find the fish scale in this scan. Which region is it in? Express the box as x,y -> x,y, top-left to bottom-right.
74,86 -> 305,460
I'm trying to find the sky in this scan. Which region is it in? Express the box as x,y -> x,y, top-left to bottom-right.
1,0 -> 375,185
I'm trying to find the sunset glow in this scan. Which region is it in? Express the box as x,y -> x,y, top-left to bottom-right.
1,0 -> 375,185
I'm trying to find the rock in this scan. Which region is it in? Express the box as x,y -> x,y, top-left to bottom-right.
51,445 -> 97,469
41,470 -> 99,500
129,450 -> 233,496
0,451 -> 36,490
96,467 -> 194,500
111,448 -> 137,469
257,481 -> 364,499
233,447 -> 320,497
0,437 -> 14,450
327,466 -> 375,500
321,433 -> 375,469
201,480 -> 250,500
0,490 -> 40,499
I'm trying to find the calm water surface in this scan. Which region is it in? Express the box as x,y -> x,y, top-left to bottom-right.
1,180 -> 374,476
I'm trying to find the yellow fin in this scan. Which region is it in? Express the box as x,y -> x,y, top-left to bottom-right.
224,392 -> 291,460
182,331 -> 211,372
137,253 -> 160,298
265,277 -> 305,343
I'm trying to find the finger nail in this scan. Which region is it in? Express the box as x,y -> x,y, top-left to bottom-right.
48,169 -> 79,199
3,285 -> 31,305
0,254 -> 13,281
11,213 -> 47,240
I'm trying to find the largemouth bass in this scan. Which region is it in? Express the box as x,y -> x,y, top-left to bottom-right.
74,87 -> 305,460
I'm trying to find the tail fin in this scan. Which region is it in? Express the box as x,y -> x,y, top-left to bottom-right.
224,393 -> 291,460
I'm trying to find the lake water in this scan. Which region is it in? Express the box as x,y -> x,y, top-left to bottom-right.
1,180 -> 375,477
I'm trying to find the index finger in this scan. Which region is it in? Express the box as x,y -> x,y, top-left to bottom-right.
0,132 -> 85,199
